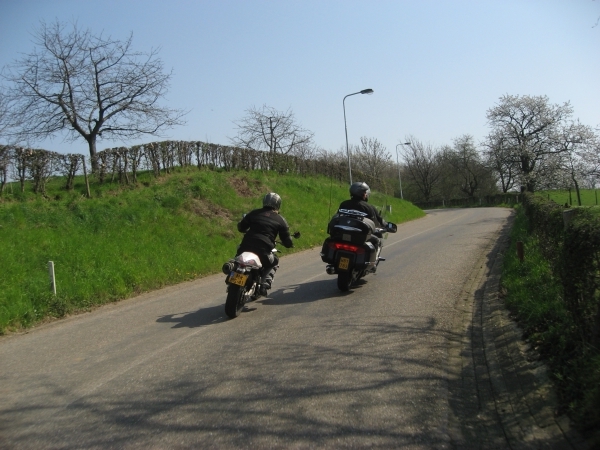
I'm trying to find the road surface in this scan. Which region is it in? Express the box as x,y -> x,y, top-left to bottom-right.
0,208 -> 586,449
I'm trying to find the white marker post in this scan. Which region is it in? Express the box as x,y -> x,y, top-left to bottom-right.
48,261 -> 56,295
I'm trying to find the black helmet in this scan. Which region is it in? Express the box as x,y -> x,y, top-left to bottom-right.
263,192 -> 282,210
350,182 -> 370,200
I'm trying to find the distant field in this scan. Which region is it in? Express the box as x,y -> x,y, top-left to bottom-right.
538,189 -> 600,207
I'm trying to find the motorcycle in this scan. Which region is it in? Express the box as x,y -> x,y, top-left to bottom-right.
222,231 -> 300,319
320,209 -> 397,292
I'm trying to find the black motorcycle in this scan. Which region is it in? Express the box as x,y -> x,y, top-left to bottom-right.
222,232 -> 300,319
320,209 -> 397,291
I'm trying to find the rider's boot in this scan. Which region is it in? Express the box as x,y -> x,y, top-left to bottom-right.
259,265 -> 279,296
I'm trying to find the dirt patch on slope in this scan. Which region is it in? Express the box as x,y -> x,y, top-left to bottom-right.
228,176 -> 264,197
186,198 -> 232,221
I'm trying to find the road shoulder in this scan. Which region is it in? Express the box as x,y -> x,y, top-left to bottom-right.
447,211 -> 590,449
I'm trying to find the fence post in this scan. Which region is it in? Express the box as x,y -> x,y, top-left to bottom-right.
516,241 -> 524,262
48,261 -> 56,295
563,209 -> 576,229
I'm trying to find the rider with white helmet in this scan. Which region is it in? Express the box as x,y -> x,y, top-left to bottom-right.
236,193 -> 293,295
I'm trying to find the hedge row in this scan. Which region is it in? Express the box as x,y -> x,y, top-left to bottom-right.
0,141 -> 362,195
523,193 -> 600,349
521,193 -> 600,432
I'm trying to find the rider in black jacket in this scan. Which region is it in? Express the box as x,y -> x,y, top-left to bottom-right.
339,182 -> 387,228
338,182 -> 387,248
237,192 -> 293,295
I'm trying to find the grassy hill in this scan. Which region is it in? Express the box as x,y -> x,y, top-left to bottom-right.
0,168 -> 425,334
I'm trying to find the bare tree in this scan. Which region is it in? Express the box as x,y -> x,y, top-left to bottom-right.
441,135 -> 495,199
0,145 -> 12,194
401,137 -> 442,202
486,94 -> 572,192
0,89 -> 8,137
1,20 -> 187,172
289,140 -> 317,160
352,136 -> 392,191
230,105 -> 314,158
0,86 -> 13,193
482,132 -> 518,193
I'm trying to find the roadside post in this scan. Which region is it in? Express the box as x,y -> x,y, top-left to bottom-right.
48,261 -> 56,295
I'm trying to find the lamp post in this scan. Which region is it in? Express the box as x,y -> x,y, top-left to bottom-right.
343,88 -> 374,184
395,141 -> 411,199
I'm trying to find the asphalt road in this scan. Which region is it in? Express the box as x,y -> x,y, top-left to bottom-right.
1,207 -> 522,449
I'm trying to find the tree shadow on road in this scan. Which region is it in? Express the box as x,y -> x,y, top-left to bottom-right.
5,313 -> 453,449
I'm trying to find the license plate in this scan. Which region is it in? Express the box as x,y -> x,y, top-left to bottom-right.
229,272 -> 248,286
338,257 -> 350,270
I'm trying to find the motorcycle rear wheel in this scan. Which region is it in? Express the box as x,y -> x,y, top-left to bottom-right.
225,284 -> 246,318
337,271 -> 353,292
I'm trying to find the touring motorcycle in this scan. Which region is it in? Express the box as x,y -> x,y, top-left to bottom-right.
320,209 -> 397,291
222,232 -> 300,319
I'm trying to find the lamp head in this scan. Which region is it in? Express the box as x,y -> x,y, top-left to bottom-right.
360,89 -> 374,95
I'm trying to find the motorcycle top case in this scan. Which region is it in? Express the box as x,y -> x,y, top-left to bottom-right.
327,214 -> 376,245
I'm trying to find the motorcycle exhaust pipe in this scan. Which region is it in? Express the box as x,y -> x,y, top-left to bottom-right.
325,265 -> 336,275
222,262 -> 234,275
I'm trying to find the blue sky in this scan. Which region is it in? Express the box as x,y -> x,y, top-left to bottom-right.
1,0 -> 598,157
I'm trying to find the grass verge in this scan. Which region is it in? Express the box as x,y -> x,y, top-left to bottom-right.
501,205 -> 600,442
0,168 -> 425,333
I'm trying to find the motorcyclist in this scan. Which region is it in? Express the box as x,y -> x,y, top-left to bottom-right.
236,192 -> 294,296
338,181 -> 387,249
339,182 -> 387,227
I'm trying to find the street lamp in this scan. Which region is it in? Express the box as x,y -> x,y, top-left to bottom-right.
395,141 -> 411,199
343,88 -> 374,184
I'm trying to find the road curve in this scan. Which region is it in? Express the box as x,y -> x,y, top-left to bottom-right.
0,208 -> 584,449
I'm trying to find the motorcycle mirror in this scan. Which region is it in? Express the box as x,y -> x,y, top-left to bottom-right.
387,223 -> 398,233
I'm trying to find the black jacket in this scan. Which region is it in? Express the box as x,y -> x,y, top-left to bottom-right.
237,207 -> 293,254
338,198 -> 387,228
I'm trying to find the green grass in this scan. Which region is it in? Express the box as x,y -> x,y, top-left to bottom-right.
0,168 -> 425,333
501,208 -> 566,353
538,188 -> 600,207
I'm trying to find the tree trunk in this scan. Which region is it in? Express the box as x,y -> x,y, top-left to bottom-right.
569,188 -> 572,206
81,155 -> 91,198
88,138 -> 98,173
526,181 -> 535,193
573,178 -> 582,206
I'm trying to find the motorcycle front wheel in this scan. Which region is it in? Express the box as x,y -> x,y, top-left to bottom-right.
225,284 -> 246,318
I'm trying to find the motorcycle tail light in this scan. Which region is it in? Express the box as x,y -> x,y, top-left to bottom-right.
329,242 -> 364,254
